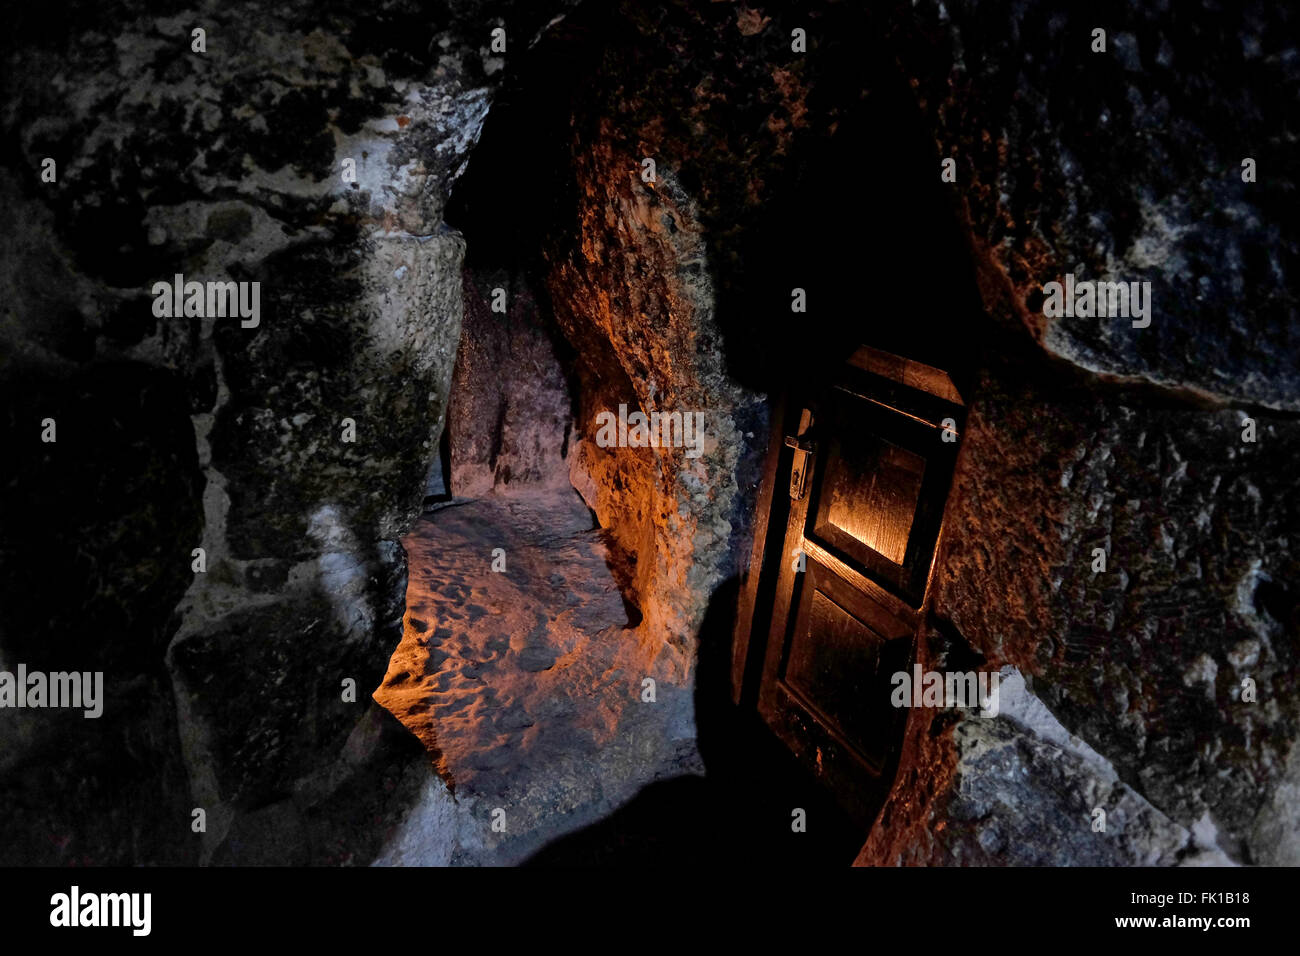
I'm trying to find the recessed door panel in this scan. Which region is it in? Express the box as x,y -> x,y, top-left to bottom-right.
780,558 -> 912,770
814,432 -> 925,566
803,385 -> 958,605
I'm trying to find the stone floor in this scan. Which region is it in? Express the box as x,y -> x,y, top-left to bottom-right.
373,488 -> 700,861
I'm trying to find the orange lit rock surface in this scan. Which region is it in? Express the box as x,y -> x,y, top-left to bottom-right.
375,490 -> 699,860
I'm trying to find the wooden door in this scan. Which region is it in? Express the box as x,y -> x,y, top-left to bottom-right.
756,348 -> 964,826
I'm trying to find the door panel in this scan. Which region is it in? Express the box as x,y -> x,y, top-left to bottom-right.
781,558 -> 912,771
814,431 -> 924,566
803,384 -> 956,604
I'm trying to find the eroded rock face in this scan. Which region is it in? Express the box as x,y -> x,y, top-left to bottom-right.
943,367 -> 1298,860
877,0 -> 1299,409
552,176 -> 765,676
448,276 -> 575,498
539,2 -> 820,679
0,0 -> 573,864
853,1 -> 1299,866
859,667 -> 1231,867
861,360 -> 1300,865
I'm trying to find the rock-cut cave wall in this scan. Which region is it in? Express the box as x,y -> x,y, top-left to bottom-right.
0,0 -> 1296,868
855,0 -> 1300,866
0,0 -> 582,865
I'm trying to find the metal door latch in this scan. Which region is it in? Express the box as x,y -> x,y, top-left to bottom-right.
784,435 -> 815,500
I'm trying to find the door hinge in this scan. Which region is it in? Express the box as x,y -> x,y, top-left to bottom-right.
784,435 -> 815,501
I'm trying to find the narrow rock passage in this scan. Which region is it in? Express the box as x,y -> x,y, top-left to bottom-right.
374,488 -> 698,853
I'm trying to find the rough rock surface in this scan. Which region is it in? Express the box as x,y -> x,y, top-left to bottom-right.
447,276 -> 575,498
858,667 -> 1233,867
0,0 -> 573,864
3,0 -> 1296,869
860,359 -> 1300,865
856,0 -> 1300,866
877,0 -> 1299,409
929,366 -> 1299,863
536,2 -> 806,678
374,493 -> 698,864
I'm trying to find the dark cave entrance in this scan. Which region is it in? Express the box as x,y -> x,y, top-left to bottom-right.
374,0 -> 987,864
